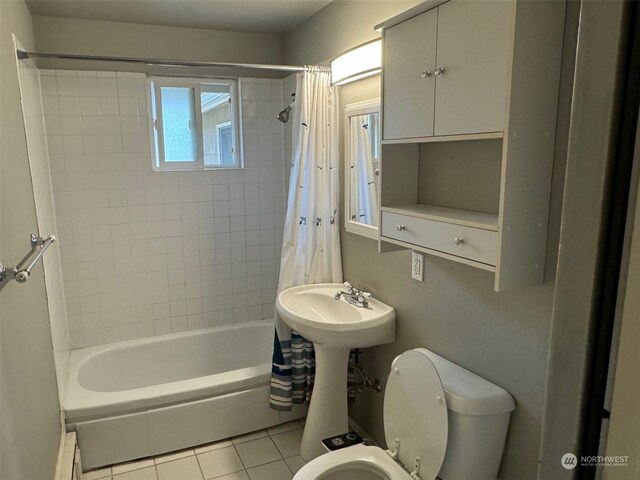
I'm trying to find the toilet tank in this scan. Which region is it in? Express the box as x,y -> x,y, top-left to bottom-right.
418,349 -> 516,480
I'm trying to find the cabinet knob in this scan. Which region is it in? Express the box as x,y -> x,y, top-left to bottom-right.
453,236 -> 464,246
434,67 -> 446,76
421,69 -> 432,78
374,168 -> 380,176
397,225 -> 406,232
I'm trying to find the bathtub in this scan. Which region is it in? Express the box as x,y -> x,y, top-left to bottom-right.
65,320 -> 306,469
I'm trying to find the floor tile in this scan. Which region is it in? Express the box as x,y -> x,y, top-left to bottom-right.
84,467 -> 112,479
194,439 -> 233,455
112,458 -> 155,475
284,455 -> 306,474
215,472 -> 250,480
232,430 -> 268,445
156,456 -> 203,480
234,437 -> 282,469
246,460 -> 293,480
154,448 -> 194,464
113,466 -> 158,480
266,421 -> 302,436
271,429 -> 303,458
197,446 -> 244,479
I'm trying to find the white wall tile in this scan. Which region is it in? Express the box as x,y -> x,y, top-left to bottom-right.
59,96 -> 80,116
40,75 -> 58,96
57,75 -> 78,96
77,76 -> 99,97
98,77 -> 118,96
42,96 -> 60,115
45,73 -> 285,348
99,97 -> 120,115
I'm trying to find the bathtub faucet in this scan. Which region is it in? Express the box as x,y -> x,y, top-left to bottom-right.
334,282 -> 372,308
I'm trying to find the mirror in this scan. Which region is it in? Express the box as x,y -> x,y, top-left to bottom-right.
344,99 -> 380,239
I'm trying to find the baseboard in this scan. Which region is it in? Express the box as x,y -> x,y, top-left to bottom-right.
54,432 -> 82,480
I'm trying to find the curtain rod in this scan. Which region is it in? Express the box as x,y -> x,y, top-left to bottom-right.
16,50 -> 307,73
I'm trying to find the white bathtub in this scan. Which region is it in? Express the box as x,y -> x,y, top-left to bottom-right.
65,321 -> 306,469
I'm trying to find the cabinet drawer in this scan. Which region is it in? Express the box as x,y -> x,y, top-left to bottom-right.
381,211 -> 497,265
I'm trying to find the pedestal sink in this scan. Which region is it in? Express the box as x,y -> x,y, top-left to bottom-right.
276,283 -> 396,461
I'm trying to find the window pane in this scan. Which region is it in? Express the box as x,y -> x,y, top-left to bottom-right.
218,124 -> 234,165
201,84 -> 233,166
160,86 -> 197,162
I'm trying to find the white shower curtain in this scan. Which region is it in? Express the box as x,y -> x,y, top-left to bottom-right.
270,66 -> 343,410
352,117 -> 379,226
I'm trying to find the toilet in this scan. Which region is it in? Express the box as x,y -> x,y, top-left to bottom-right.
294,348 -> 516,480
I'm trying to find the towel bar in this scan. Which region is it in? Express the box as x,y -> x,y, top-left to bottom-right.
0,234 -> 55,291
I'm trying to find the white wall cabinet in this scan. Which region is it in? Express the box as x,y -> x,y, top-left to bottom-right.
382,0 -> 514,141
376,0 -> 567,291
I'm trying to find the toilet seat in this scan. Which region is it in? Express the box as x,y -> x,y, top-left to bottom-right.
294,444 -> 412,479
384,349 -> 448,480
293,349 -> 449,480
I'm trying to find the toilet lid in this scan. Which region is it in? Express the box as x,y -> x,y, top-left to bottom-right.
384,349 -> 448,480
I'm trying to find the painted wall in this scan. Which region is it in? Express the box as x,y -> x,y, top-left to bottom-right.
283,2 -> 577,478
41,70 -> 285,348
31,15 -> 283,77
282,1 -> 422,66
0,1 -> 62,479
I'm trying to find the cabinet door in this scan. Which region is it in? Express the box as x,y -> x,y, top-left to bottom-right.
434,1 -> 514,136
383,9 -> 437,140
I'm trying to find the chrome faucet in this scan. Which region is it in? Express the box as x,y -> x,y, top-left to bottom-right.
334,282 -> 372,308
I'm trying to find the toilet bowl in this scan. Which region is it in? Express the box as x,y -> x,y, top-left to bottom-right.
294,445 -> 412,480
293,348 -> 516,480
295,444 -> 410,479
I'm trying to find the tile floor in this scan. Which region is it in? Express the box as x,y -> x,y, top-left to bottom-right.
83,420 -> 307,480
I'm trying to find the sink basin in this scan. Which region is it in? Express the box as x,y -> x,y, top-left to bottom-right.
276,283 -> 396,461
276,283 -> 396,348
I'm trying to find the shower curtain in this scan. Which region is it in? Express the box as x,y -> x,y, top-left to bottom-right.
352,117 -> 379,226
270,66 -> 343,411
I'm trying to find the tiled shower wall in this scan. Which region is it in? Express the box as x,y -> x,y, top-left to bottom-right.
41,70 -> 286,348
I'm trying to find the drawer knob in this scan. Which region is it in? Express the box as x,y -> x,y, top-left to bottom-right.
453,236 -> 464,246
397,225 -> 406,232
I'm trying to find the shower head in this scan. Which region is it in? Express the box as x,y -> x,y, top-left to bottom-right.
277,105 -> 292,123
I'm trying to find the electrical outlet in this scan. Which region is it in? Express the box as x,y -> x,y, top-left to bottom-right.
411,252 -> 424,281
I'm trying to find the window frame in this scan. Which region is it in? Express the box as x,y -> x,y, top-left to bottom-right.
147,76 -> 243,172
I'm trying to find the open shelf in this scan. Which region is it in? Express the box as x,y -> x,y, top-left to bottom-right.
381,204 -> 499,231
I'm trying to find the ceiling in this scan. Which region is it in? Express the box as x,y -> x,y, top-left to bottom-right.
25,0 -> 333,35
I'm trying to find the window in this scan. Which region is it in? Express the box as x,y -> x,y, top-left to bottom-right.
148,76 -> 242,171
